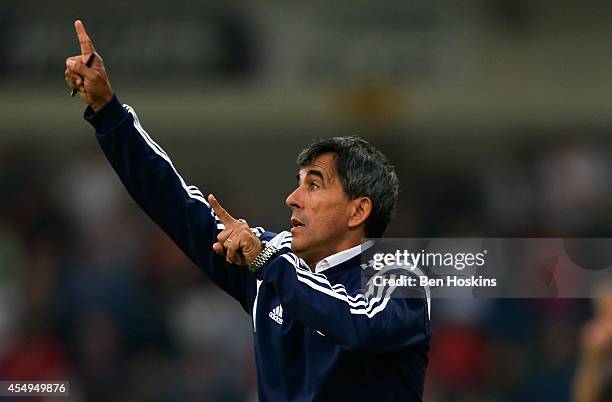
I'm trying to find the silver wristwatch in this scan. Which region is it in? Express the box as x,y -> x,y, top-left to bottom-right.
248,241 -> 279,272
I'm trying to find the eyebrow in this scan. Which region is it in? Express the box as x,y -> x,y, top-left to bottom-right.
297,169 -> 325,183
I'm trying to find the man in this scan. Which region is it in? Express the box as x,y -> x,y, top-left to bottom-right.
65,20 -> 430,402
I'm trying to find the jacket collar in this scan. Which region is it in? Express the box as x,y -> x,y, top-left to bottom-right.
313,241 -> 373,273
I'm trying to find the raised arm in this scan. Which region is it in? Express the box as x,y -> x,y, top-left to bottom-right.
65,20 -> 268,312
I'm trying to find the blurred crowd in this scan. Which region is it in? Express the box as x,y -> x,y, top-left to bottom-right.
0,133 -> 610,402
0,146 -> 257,401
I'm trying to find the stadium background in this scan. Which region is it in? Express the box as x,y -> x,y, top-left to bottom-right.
0,1 -> 611,401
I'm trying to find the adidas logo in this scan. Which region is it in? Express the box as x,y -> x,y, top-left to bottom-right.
269,305 -> 283,325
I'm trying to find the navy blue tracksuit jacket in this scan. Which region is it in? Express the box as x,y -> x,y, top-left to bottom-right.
85,95 -> 431,402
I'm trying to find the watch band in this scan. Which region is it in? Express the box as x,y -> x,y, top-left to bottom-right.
248,241 -> 279,272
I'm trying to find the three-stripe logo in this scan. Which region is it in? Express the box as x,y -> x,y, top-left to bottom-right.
269,305 -> 283,325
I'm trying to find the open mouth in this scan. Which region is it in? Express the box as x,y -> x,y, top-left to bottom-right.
291,217 -> 305,229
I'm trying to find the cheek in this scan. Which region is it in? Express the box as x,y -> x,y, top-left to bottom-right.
315,201 -> 350,230
304,191 -> 350,229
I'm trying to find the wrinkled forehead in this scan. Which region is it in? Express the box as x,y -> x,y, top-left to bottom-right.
297,152 -> 339,182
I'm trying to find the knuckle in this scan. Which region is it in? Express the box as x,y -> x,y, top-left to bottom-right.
239,231 -> 251,242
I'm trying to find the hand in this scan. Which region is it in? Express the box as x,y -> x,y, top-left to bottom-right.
65,20 -> 113,111
208,194 -> 263,266
581,318 -> 612,356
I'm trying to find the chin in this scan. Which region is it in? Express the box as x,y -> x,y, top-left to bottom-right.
290,240 -> 306,254
290,238 -> 311,257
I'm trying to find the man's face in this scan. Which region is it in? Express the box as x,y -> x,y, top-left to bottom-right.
286,153 -> 354,266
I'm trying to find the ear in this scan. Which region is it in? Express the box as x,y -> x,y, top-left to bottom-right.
347,197 -> 372,230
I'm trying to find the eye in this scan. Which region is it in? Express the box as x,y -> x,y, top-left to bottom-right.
309,182 -> 320,190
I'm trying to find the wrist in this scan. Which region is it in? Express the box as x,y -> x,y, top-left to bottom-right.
248,241 -> 279,273
91,95 -> 113,112
84,94 -> 130,135
246,242 -> 265,266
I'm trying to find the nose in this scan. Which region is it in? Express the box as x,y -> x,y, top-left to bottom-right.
286,186 -> 302,210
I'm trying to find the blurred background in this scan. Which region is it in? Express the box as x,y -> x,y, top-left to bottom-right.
1,0 -> 611,401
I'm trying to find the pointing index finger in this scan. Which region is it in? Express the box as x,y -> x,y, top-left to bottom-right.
208,194 -> 236,225
74,19 -> 95,57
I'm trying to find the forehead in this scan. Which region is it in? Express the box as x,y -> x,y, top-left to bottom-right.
299,153 -> 338,179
